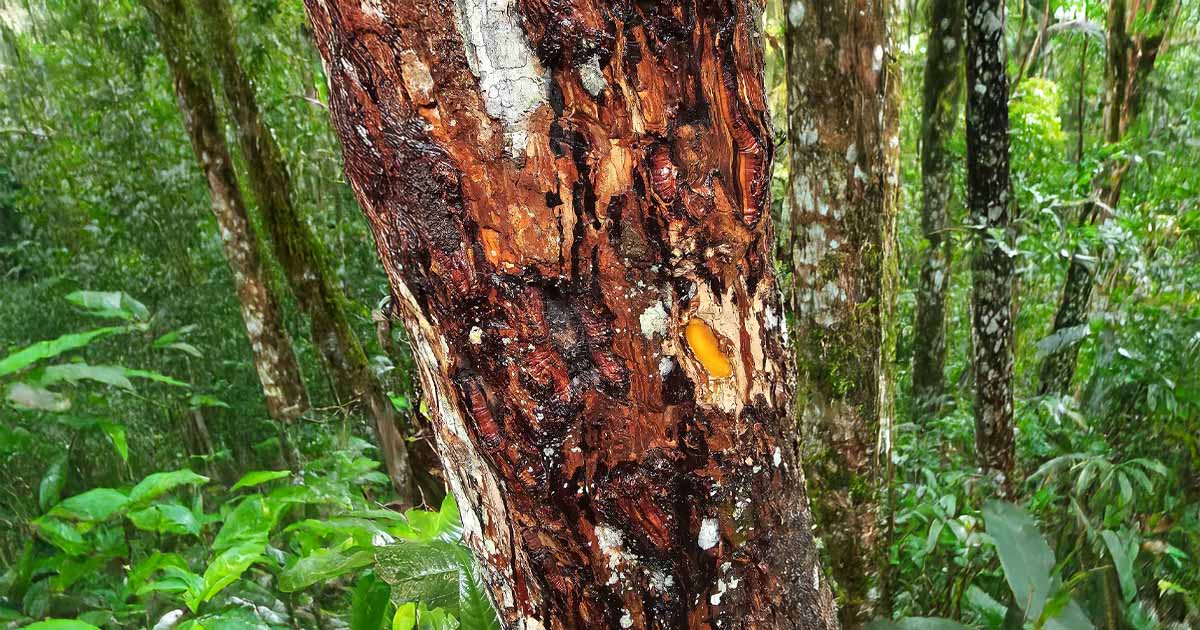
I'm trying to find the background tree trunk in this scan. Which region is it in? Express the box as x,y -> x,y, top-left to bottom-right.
786,0 -> 900,623
1038,0 -> 1177,395
142,0 -> 309,424
303,0 -> 838,628
966,0 -> 1016,493
192,0 -> 412,501
912,0 -> 965,418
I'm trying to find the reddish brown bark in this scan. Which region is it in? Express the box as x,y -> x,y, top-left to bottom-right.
304,1 -> 837,628
142,0 -> 309,424
785,0 -> 900,623
193,0 -> 412,501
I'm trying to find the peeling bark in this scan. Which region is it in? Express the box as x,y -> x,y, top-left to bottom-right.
1038,0 -> 1176,396
142,0 -> 309,424
966,0 -> 1015,493
786,0 -> 900,623
303,0 -> 838,628
193,0 -> 412,501
912,0 -> 964,418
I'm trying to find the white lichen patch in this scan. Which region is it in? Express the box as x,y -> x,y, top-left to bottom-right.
698,517 -> 720,550
639,301 -> 670,339
578,55 -> 608,97
453,0 -> 549,154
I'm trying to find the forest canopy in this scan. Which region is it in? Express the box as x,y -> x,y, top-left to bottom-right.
1,0 -> 1198,629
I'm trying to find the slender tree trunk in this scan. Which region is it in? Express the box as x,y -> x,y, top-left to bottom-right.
785,0 -> 899,624
1038,0 -> 1176,396
142,0 -> 309,424
304,1 -> 839,628
192,0 -> 412,502
966,0 -> 1016,494
912,0 -> 966,418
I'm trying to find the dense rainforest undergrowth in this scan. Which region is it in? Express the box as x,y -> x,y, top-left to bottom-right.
0,0 -> 1198,628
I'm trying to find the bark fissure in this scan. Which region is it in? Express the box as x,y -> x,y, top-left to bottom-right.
304,1 -> 837,627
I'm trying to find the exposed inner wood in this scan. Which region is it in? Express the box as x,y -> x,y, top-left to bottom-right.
304,1 -> 836,628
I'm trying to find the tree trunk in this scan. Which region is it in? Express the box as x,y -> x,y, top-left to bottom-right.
785,0 -> 900,624
966,0 -> 1016,493
303,1 -> 838,628
1037,0 -> 1176,396
192,0 -> 413,502
912,0 -> 965,418
143,0 -> 309,424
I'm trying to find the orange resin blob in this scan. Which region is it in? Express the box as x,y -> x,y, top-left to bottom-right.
684,318 -> 733,379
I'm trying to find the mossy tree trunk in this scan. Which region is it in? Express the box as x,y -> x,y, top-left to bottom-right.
192,0 -> 412,501
1038,0 -> 1177,395
966,0 -> 1016,494
142,0 -> 309,425
303,0 -> 839,627
785,0 -> 900,624
912,0 -> 965,418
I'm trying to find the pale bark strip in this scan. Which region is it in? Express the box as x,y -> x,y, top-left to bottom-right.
192,0 -> 413,502
1038,0 -> 1177,395
912,0 -> 965,418
965,0 -> 1016,492
304,0 -> 838,627
786,0 -> 900,623
143,0 -> 310,424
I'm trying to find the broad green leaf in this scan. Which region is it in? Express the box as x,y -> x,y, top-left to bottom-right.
964,586 -> 1008,627
456,548 -> 499,630
129,469 -> 209,505
128,503 -> 201,536
393,603 -> 417,630
189,394 -> 230,409
123,368 -> 189,388
136,565 -> 204,609
50,488 -> 129,521
1101,530 -> 1137,604
279,547 -> 374,592
97,421 -> 128,463
866,619 -> 970,630
6,383 -> 71,412
231,470 -> 291,492
39,454 -> 69,512
397,495 -> 463,543
414,605 -> 457,630
0,326 -> 125,377
65,290 -> 149,321
983,501 -> 1053,621
375,542 -> 465,612
177,607 -> 270,630
40,363 -> 133,389
24,619 -> 102,630
213,495 -> 275,552
199,542 -> 265,604
127,551 -> 189,594
352,572 -> 394,630
31,516 -> 87,555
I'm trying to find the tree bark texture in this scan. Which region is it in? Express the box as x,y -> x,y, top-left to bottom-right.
1038,0 -> 1176,395
966,0 -> 1015,491
303,1 -> 838,628
911,0 -> 964,418
785,0 -> 900,624
192,0 -> 413,501
143,0 -> 310,424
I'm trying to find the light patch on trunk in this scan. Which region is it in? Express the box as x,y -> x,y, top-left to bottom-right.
453,0 -> 549,154
698,517 -> 720,550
